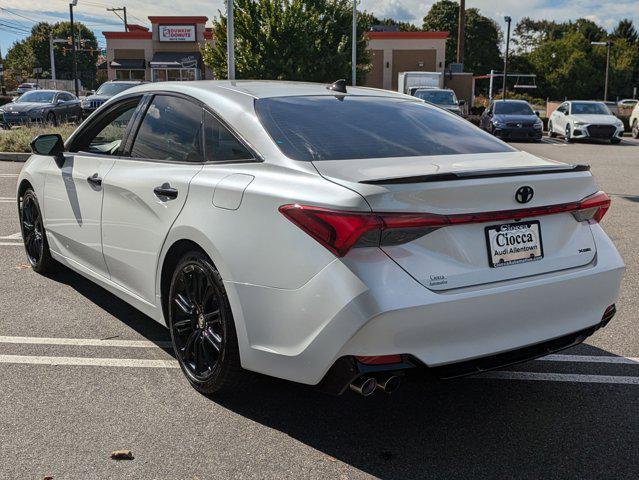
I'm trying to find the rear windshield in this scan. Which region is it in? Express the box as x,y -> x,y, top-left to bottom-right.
494,102 -> 534,115
255,96 -> 512,161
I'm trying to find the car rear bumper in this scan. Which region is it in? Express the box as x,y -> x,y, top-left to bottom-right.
228,224 -> 624,388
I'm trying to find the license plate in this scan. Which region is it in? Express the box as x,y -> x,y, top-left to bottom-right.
485,221 -> 543,268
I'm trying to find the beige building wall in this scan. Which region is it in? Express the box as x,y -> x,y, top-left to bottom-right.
105,38 -> 153,81
367,37 -> 446,91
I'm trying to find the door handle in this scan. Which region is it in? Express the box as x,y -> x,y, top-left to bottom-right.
87,173 -> 102,186
153,183 -> 178,199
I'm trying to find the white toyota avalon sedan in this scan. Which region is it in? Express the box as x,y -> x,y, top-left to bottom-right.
17,81 -> 624,396
548,100 -> 625,143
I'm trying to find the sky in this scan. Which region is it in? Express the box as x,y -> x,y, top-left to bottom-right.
0,0 -> 637,54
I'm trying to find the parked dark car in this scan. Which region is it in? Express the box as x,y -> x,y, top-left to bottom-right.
0,90 -> 81,128
480,99 -> 543,141
413,88 -> 465,116
81,81 -> 145,117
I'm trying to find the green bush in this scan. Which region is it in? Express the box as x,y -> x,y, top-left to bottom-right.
0,123 -> 77,153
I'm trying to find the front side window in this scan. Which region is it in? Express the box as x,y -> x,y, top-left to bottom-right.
96,82 -> 137,96
72,98 -> 141,155
414,90 -> 457,106
255,96 -> 513,161
130,95 -> 203,162
204,111 -> 253,162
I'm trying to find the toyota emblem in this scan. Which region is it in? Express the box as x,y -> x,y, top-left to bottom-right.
515,186 -> 534,204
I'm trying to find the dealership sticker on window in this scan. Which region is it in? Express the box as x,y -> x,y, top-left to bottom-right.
159,25 -> 196,42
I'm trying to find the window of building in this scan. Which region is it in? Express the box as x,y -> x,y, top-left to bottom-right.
151,68 -> 200,82
115,69 -> 145,81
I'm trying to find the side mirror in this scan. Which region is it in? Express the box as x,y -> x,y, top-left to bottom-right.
458,99 -> 466,106
535,110 -> 540,117
31,134 -> 65,166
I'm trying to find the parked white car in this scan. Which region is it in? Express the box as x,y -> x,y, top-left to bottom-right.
17,81 -> 624,397
548,101 -> 624,144
617,99 -> 638,108
630,101 -> 639,139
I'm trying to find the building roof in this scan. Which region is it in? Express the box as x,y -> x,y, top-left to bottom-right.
148,16 -> 208,24
103,31 -> 152,39
366,31 -> 449,40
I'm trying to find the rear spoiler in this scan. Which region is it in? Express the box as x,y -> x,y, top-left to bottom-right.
360,164 -> 590,185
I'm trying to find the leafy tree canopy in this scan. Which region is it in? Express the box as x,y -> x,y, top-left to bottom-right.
422,0 -> 502,74
5,21 -> 99,88
202,0 -> 372,84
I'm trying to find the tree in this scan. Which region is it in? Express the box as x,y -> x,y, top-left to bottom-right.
202,0 -> 371,84
612,19 -> 638,45
4,21 -> 99,89
422,0 -> 502,74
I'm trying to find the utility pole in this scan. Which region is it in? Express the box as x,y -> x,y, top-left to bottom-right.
106,7 -> 128,31
591,40 -> 612,101
70,0 -> 79,97
0,44 -> 5,96
456,0 -> 465,66
352,0 -> 357,86
227,0 -> 235,80
49,34 -> 56,89
502,16 -> 512,100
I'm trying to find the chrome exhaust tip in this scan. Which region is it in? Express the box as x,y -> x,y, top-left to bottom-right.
349,376 -> 377,396
377,375 -> 401,394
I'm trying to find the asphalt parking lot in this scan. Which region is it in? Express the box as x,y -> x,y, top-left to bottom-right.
0,138 -> 638,479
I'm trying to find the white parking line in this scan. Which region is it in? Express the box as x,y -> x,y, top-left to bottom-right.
0,354 -> 179,369
0,174 -> 19,177
0,233 -> 21,240
477,371 -> 639,385
0,242 -> 22,246
0,335 -> 172,348
537,354 -> 639,364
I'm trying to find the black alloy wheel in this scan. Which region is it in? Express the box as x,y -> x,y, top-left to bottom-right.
20,189 -> 56,273
168,251 -> 245,394
46,112 -> 57,126
632,120 -> 638,139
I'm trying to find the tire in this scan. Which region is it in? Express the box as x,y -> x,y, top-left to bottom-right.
632,120 -> 638,139
168,251 -> 247,395
20,189 -> 57,274
548,121 -> 556,138
610,137 -> 621,144
565,124 -> 573,143
46,112 -> 57,126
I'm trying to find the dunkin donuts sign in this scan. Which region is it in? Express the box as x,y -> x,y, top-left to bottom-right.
159,25 -> 196,42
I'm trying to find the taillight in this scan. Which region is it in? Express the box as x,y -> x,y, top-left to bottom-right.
279,191 -> 611,257
571,191 -> 610,223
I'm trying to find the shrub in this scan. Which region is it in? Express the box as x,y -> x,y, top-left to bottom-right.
0,123 -> 77,153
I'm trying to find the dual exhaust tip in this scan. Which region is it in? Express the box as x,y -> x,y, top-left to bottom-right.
349,374 -> 401,396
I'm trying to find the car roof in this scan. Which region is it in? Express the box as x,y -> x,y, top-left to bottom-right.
493,99 -> 529,103
21,89 -> 69,94
568,100 -> 604,104
121,80 -> 411,100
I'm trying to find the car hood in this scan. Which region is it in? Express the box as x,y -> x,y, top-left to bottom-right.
84,94 -> 112,102
493,114 -> 538,123
569,114 -> 619,124
3,102 -> 52,112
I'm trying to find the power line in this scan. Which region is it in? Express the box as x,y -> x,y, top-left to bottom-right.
0,6 -> 39,23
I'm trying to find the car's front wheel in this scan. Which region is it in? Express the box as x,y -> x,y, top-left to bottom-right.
46,112 -> 57,126
168,251 -> 246,395
632,120 -> 638,139
565,124 -> 573,143
548,121 -> 556,138
20,189 -> 57,273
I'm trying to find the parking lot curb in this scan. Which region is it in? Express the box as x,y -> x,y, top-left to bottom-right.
0,152 -> 29,162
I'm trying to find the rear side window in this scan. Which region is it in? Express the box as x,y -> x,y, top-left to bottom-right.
131,95 -> 203,162
204,111 -> 253,162
255,96 -> 513,161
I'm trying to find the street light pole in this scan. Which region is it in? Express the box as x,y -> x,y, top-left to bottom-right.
69,1 -> 79,97
502,16 -> 511,100
591,40 -> 612,101
457,0 -> 465,65
351,0 -> 357,86
227,0 -> 235,80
